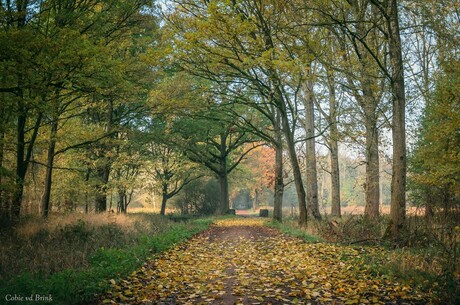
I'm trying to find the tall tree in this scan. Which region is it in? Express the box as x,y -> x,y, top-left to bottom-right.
369,0 -> 407,238
325,63 -> 341,217
302,66 -> 321,219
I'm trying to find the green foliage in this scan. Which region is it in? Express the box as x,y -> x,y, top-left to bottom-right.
0,0 -> 158,217
409,60 -> 460,211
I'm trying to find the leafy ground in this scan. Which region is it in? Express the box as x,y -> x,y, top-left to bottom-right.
100,218 -> 433,305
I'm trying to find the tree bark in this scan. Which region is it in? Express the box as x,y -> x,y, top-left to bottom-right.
273,110 -> 284,222
160,183 -> 168,216
304,77 -> 321,220
340,0 -> 382,220
12,89 -> 26,219
12,102 -> 42,219
386,0 -> 407,239
364,107 -> 380,219
41,118 -> 58,217
218,172 -> 229,215
95,100 -> 114,213
95,163 -> 110,212
326,61 -> 341,217
275,87 -> 307,226
217,133 -> 230,215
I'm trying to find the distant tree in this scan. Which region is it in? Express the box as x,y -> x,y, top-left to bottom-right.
174,106 -> 260,215
233,145 -> 276,211
146,143 -> 202,216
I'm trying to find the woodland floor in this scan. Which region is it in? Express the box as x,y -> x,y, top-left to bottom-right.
99,218 -> 432,305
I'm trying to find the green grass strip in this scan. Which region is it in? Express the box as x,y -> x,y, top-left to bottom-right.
265,219 -> 323,243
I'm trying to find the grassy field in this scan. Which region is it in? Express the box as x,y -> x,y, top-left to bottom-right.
0,212 -> 213,305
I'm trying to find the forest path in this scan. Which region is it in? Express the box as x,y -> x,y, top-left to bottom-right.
100,218 -> 429,305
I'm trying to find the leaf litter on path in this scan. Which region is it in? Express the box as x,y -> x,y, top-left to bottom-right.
100,218 -> 432,305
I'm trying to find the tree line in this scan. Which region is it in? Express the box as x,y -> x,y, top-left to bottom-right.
0,0 -> 458,240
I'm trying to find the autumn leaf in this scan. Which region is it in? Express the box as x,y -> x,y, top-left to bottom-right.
99,218 -> 432,304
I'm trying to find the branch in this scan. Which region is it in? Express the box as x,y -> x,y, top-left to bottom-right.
54,132 -> 115,156
227,142 -> 264,174
29,160 -> 86,172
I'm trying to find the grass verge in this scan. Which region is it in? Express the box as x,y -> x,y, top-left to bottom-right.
265,218 -> 323,243
0,215 -> 213,305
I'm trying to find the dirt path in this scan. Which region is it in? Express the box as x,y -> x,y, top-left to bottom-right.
100,218 -> 430,305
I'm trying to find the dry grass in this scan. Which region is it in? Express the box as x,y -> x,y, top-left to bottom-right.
15,213 -> 136,239
0,212 -> 172,282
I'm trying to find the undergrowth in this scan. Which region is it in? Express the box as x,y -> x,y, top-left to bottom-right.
0,213 -> 213,305
269,214 -> 459,305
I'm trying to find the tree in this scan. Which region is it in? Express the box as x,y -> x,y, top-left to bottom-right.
325,61 -> 342,217
0,1 -> 45,220
174,105 -> 260,215
234,144 -> 277,211
405,0 -> 459,222
166,0 -> 312,224
370,0 -> 407,238
303,65 -> 322,220
0,0 -> 157,220
410,60 -> 460,218
300,0 -> 407,236
146,143 -> 201,216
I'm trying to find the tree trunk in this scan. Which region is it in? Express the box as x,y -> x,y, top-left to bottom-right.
364,109 -> 380,219
304,79 -> 321,220
0,129 -> 5,218
276,89 -> 308,226
386,0 -> 407,239
160,183 -> 168,216
41,118 -> 58,218
218,172 -> 229,215
95,164 -> 110,212
95,100 -> 115,213
84,167 -> 91,213
12,105 -> 42,219
118,189 -> 127,214
245,190 -> 251,209
327,72 -> 341,217
12,96 -> 27,219
10,0 -> 29,221
424,188 -> 434,224
273,111 -> 284,222
216,133 -> 230,215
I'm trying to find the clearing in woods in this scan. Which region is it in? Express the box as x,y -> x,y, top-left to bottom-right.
100,218 -> 431,305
